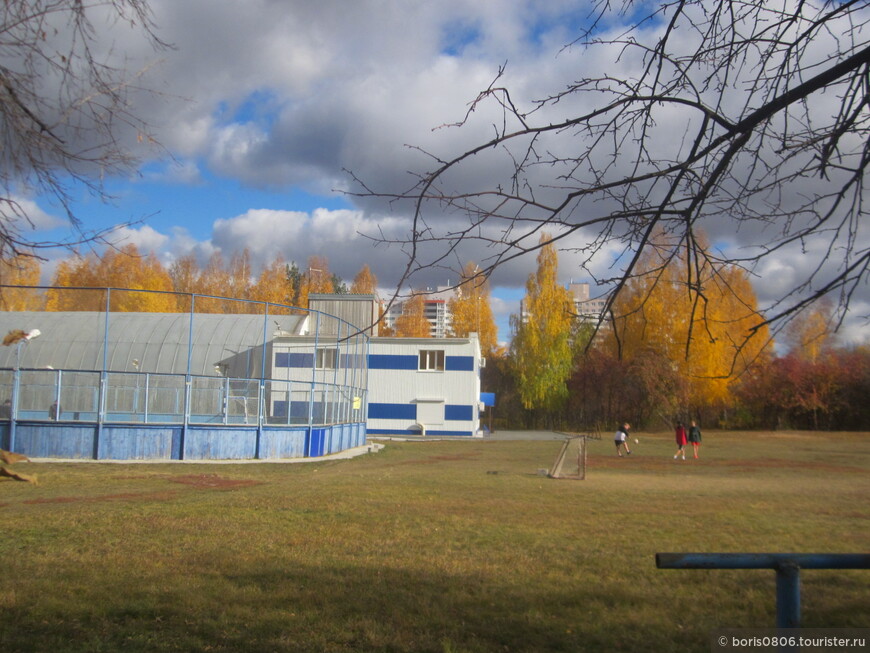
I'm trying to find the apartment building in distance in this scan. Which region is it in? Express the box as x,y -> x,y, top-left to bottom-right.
382,286 -> 454,338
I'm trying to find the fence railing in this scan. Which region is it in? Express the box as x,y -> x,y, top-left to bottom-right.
0,368 -> 366,428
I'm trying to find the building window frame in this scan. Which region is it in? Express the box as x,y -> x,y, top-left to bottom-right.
418,349 -> 445,371
316,347 -> 338,369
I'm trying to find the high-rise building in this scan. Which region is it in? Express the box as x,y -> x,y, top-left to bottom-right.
383,286 -> 454,337
567,282 -> 608,324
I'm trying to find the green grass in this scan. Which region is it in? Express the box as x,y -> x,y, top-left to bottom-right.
0,431 -> 867,652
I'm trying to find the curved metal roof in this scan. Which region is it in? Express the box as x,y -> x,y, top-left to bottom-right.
0,312 -> 309,378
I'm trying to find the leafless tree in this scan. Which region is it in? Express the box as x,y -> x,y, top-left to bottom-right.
355,0 -> 870,344
0,0 -> 167,260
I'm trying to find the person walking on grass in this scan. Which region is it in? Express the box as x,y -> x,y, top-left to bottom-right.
688,420 -> 702,459
614,422 -> 632,457
674,421 -> 687,460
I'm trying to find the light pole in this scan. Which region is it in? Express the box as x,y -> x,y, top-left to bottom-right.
5,328 -> 40,452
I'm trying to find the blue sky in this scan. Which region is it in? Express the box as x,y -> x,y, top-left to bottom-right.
15,0 -> 870,347
23,0 -> 618,346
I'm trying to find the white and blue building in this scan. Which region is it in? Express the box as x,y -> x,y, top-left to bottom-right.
0,290 -> 484,460
365,336 -> 482,437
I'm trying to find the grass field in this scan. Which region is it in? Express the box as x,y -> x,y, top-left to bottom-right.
0,430 -> 867,652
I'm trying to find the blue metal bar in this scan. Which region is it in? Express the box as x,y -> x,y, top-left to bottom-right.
656,553 -> 869,570
656,553 -> 870,629
143,373 -> 150,423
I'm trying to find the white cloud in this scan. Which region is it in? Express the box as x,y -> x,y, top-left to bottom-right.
106,225 -> 170,253
8,195 -> 64,231
21,0 -> 866,344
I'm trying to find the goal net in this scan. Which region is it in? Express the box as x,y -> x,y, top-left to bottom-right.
549,436 -> 587,480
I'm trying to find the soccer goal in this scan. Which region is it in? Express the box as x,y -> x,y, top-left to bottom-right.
549,430 -> 602,480
549,436 -> 588,480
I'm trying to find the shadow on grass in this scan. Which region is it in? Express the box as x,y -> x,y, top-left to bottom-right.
0,561 -> 687,653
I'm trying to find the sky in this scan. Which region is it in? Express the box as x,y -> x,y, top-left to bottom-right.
15,0 -> 870,347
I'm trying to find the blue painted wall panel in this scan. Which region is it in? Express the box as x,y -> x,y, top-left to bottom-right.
98,426 -> 176,460
184,427 -> 258,460
275,352 -> 314,368
368,354 -> 417,370
445,404 -> 473,421
6,421 -> 365,460
445,356 -> 475,371
368,403 -> 416,420
308,428 -> 326,457
259,428 -> 308,458
15,423 -> 95,459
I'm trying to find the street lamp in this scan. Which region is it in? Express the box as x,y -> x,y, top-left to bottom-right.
4,328 -> 40,452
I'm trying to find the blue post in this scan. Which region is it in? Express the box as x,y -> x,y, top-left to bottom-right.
775,561 -> 800,629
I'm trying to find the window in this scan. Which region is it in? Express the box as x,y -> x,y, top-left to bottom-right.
316,348 -> 338,369
418,349 -> 445,371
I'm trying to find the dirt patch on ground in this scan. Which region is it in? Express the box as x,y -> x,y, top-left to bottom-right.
24,490 -> 180,505
166,473 -> 263,489
12,474 -> 261,506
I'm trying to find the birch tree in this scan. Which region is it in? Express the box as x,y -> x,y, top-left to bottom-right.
510,235 -> 573,413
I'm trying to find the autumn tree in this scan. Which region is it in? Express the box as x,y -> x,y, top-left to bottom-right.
510,235 -> 573,416
45,244 -> 174,312
224,249 -> 254,313
250,255 -> 292,312
394,292 -> 430,338
295,255 -> 334,309
0,254 -> 43,310
609,230 -> 771,420
168,253 -> 200,311
351,264 -> 378,294
783,299 -> 836,363
448,262 -> 498,355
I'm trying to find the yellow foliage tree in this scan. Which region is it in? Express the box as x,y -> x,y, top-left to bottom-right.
510,235 -> 573,411
0,255 -> 43,310
298,255 -> 333,309
783,298 -> 835,363
448,262 -> 498,355
45,253 -> 103,311
351,264 -> 377,294
610,230 -> 771,415
251,255 -> 292,312
394,292 -> 430,337
46,245 -> 175,312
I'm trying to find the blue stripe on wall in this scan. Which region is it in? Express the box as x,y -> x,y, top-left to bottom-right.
368,403 -> 417,420
446,356 -> 474,371
275,352 -> 314,368
445,404 -> 473,421
369,354 -> 418,370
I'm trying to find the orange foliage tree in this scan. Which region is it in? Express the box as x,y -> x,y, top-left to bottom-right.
351,264 -> 377,294
0,255 -> 43,310
46,245 -> 175,312
608,230 -> 771,419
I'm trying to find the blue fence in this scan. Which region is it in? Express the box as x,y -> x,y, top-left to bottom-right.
0,286 -> 370,460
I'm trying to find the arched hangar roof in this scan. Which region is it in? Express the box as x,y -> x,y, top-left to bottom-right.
0,312 -> 308,378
